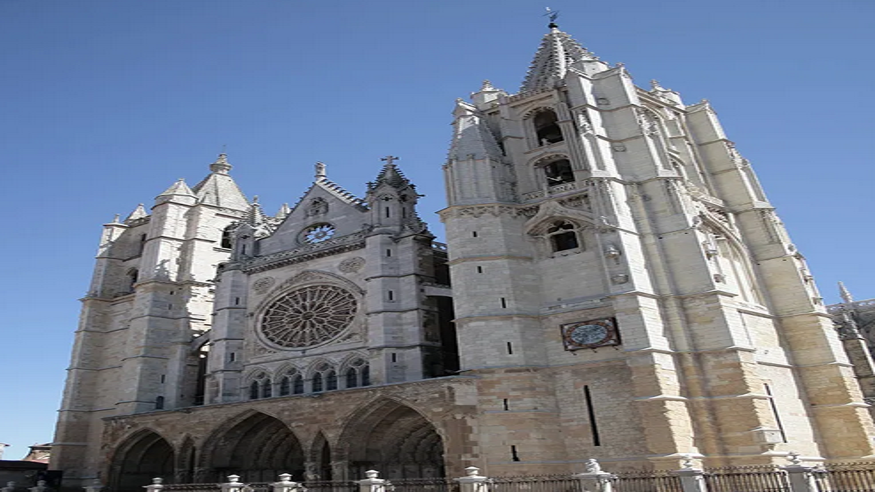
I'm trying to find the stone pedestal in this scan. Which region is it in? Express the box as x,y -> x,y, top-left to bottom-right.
673,469 -> 708,492
272,474 -> 301,492
783,465 -> 819,492
143,478 -> 163,492
456,467 -> 490,492
220,476 -> 245,492
358,470 -> 389,492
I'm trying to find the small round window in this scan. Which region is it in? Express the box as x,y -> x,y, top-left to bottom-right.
302,223 -> 336,244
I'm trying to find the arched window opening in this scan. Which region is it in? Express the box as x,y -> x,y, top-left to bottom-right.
126,269 -> 139,294
547,221 -> 580,252
346,368 -> 358,388
155,396 -> 164,410
249,381 -> 260,400
262,378 -> 272,398
326,370 -> 338,391
220,225 -> 234,249
544,159 -> 574,185
362,365 -> 371,386
279,377 -> 291,396
312,374 -> 324,393
138,234 -> 147,255
534,109 -> 563,145
293,375 -> 304,394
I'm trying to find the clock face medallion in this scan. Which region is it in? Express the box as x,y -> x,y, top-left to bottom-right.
561,318 -> 619,350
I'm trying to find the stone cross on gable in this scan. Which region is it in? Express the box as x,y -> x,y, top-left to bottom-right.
381,155 -> 399,166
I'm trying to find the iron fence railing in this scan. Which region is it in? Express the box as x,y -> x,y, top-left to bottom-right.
386,478 -> 460,492
613,470 -> 683,492
490,475 -> 583,492
814,462 -> 875,492
703,465 -> 790,492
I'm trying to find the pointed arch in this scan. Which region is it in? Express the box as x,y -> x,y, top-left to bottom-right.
200,410 -> 305,482
310,431 -> 334,480
175,435 -> 197,484
108,429 -> 175,492
337,397 -> 445,478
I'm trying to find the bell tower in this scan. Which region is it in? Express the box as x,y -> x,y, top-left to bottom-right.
441,21 -> 875,470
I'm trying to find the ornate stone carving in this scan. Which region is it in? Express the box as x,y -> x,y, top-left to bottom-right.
338,257 -> 366,273
306,197 -> 329,217
252,276 -> 275,294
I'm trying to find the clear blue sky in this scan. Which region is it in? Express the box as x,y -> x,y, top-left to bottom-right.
0,0 -> 872,461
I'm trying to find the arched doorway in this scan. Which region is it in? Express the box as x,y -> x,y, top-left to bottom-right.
205,412 -> 305,482
110,430 -> 175,492
340,399 -> 445,479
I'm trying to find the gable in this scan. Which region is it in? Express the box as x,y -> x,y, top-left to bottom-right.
257,183 -> 369,256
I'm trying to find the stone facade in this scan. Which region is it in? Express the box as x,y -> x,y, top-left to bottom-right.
51,22 -> 875,492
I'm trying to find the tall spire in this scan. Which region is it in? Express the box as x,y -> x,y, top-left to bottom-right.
369,155 -> 412,190
839,282 -> 854,304
521,26 -> 599,93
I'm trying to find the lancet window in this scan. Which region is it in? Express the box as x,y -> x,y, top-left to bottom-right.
344,358 -> 370,389
248,372 -> 271,400
279,368 -> 304,396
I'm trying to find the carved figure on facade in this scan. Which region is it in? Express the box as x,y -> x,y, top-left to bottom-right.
338,257 -> 366,273
306,198 -> 329,217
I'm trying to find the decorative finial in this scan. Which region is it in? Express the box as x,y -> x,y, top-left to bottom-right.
315,162 -> 327,180
210,153 -> 232,174
681,454 -> 695,470
544,7 -> 560,28
381,155 -> 399,167
111,213 -> 121,224
650,79 -> 663,91
481,80 -> 494,91
839,282 -> 854,304
787,451 -> 802,466
252,195 -> 259,204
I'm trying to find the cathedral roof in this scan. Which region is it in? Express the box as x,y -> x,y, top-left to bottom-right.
191,153 -> 250,211
158,178 -> 196,197
448,100 -> 503,162
124,203 -> 148,223
521,26 -> 598,93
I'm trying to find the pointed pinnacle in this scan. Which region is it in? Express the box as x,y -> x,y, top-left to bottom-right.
839,282 -> 854,304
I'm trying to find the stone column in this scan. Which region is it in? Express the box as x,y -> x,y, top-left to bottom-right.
783,453 -> 819,492
272,474 -> 301,492
456,467 -> 489,492
220,476 -> 245,492
143,478 -> 163,492
573,459 -> 615,492
358,470 -> 388,492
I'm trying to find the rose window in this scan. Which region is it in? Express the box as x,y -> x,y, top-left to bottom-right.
260,285 -> 356,348
302,223 -> 336,243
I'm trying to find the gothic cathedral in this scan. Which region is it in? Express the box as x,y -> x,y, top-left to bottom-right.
51,22 -> 875,491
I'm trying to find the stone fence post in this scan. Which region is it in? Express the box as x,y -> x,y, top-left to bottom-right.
272,474 -> 301,492
29,481 -> 48,492
358,470 -> 388,492
2,481 -> 16,492
455,467 -> 490,492
143,478 -> 163,492
221,476 -> 245,492
84,479 -> 103,492
783,453 -> 818,492
671,455 -> 708,492
573,459 -> 615,492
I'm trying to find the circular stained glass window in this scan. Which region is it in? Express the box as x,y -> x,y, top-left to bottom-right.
260,285 -> 357,348
302,223 -> 336,243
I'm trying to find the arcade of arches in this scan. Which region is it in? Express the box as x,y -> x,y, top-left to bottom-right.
108,399 -> 449,491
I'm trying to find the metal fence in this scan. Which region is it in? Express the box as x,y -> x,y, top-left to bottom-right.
702,465 -> 790,492
814,462 -> 875,492
489,475 -> 583,492
612,470 -> 682,492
